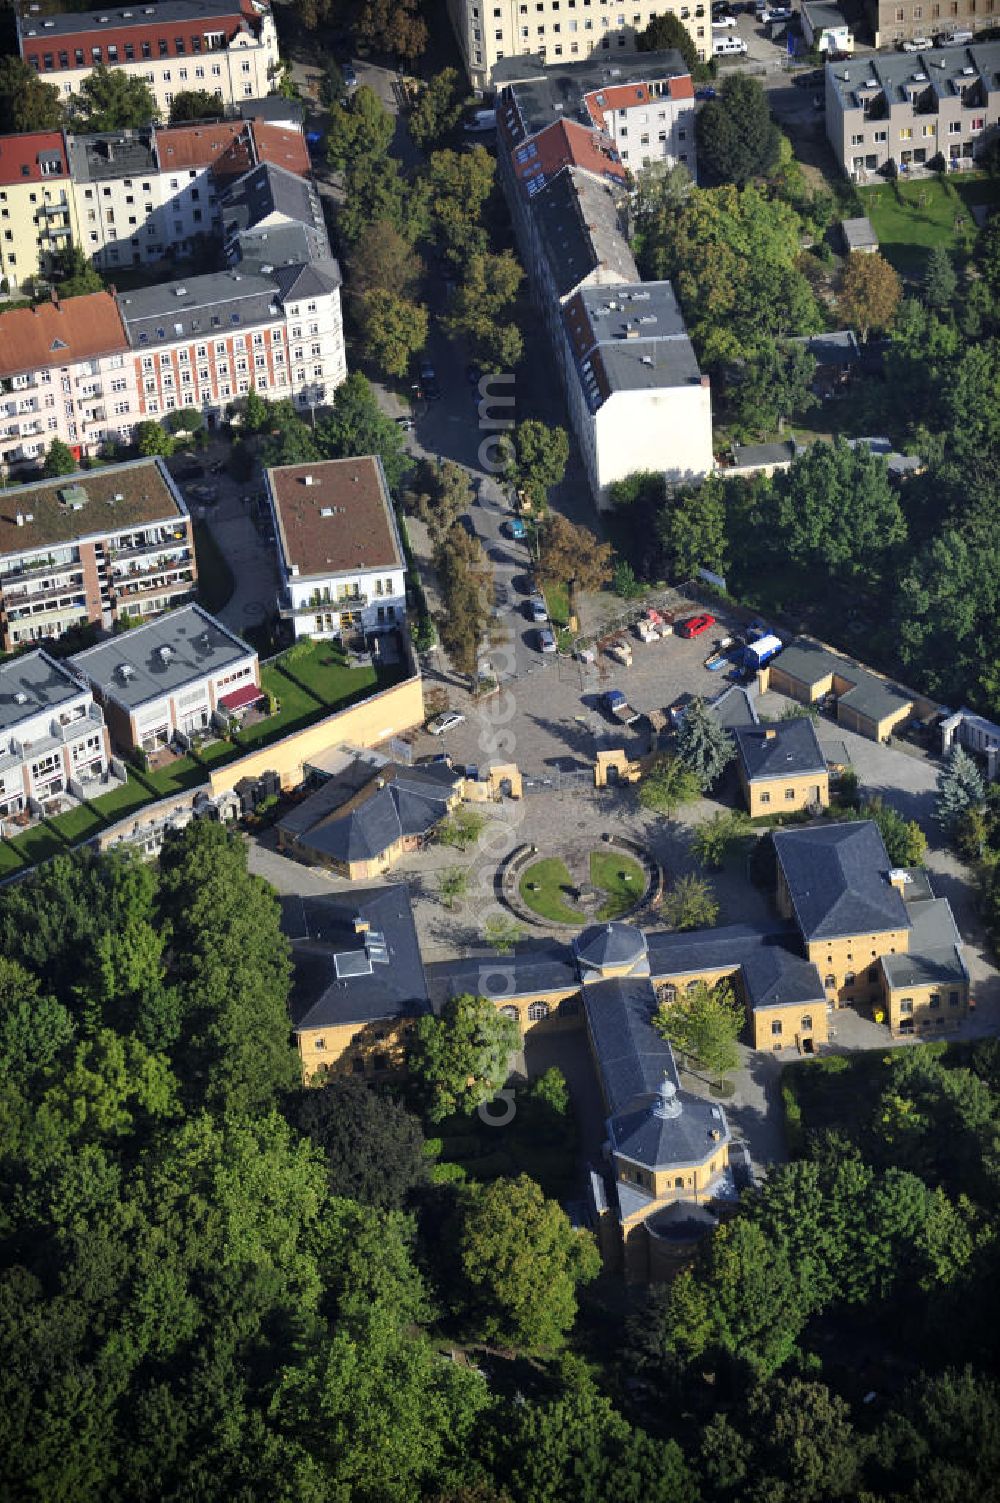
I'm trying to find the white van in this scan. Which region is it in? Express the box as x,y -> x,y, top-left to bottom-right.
714,32 -> 749,52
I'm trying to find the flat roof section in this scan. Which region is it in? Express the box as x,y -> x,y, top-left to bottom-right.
0,458 -> 187,559
20,0 -> 257,41
71,603 -> 254,710
0,649 -> 85,735
267,457 -> 403,581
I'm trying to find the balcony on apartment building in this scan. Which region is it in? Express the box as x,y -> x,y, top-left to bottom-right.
279,588 -> 369,619
111,567 -> 195,602
1,550 -> 82,584
3,576 -> 86,613
109,528 -> 189,563
8,703 -> 105,764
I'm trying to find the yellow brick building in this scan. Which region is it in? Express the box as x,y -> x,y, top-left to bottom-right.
0,132 -> 79,295
732,718 -> 830,818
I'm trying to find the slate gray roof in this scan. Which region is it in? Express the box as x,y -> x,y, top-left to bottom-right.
531,166 -> 637,300
66,131 -> 156,184
567,282 -> 704,409
740,945 -> 825,1011
730,440 -> 796,471
582,975 -> 731,1171
733,717 -> 827,783
881,895 -> 967,989
234,221 -> 329,273
237,97 -> 306,125
496,49 -> 690,138
790,330 -> 861,367
828,42 -> 1000,115
269,257 -> 343,299
277,760 -> 460,865
70,604 -> 255,710
772,638 -> 912,726
20,0 -> 252,38
424,947 -> 580,1014
574,920 -> 649,975
709,683 -> 759,730
0,649 -> 86,734
222,160 -> 326,240
773,821 -> 910,942
842,216 -> 878,251
802,0 -> 849,30
647,920 -> 824,1011
285,885 -> 430,1028
118,269 -> 285,349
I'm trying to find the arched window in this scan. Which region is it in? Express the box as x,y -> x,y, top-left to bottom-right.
800,1015 -> 813,1031
845,970 -> 856,986
527,1001 -> 550,1021
674,1176 -> 684,1189
824,974 -> 836,988
499,1005 -> 519,1020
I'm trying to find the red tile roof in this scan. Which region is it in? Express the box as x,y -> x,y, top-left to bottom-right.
252,121 -> 310,177
511,118 -> 627,195
154,121 -> 248,174
0,292 -> 129,381
0,130 -> 69,186
583,75 -> 694,130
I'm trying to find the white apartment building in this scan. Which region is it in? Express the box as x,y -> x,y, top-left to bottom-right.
118,259 -> 345,424
265,459 -> 407,641
0,290 -> 141,470
0,649 -> 111,823
0,459 -> 196,650
18,0 -> 279,118
562,282 -> 714,507
582,71 -> 696,173
66,118 -> 310,272
71,603 -> 259,752
448,0 -> 708,89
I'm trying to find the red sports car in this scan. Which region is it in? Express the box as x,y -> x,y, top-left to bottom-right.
676,613 -> 716,639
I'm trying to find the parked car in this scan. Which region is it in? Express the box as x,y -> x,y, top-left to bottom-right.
713,33 -> 749,52
938,26 -> 973,41
901,34 -> 932,48
536,627 -> 557,654
418,357 -> 436,382
504,517 -> 527,540
395,415 -> 415,431
428,710 -> 465,735
712,12 -> 738,25
675,613 -> 716,639
695,85 -> 718,99
342,62 -> 358,88
794,67 -> 825,86
527,595 -> 548,622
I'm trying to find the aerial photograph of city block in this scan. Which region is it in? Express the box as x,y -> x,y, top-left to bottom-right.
1,0 -> 999,1493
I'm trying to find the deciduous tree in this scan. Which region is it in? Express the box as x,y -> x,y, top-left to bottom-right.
774,436 -> 905,579
168,90 -> 224,123
730,341 -> 817,435
538,513 -> 613,594
696,74 -> 781,187
69,64 -> 159,130
0,57 -> 63,134
348,219 -> 423,299
356,0 -> 429,60
863,796 -> 927,867
660,873 -> 721,933
319,372 -> 412,492
135,420 -> 175,458
657,474 -> 728,581
458,1175 -> 600,1351
293,1076 -> 429,1209
410,68 -> 468,150
42,439 -> 78,478
638,755 -> 702,816
326,85 -> 394,175
636,11 -> 698,71
361,288 -> 429,379
410,992 -> 519,1121
839,250 -> 902,340
51,245 -> 104,298
447,250 -> 524,368
502,420 -> 569,514
655,976 -> 740,1078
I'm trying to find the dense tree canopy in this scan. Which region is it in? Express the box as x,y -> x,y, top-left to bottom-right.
696,75 -> 782,187
0,56 -> 63,134
68,63 -> 159,129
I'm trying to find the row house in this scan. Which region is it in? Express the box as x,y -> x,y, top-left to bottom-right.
863,0 -> 995,50
0,131 -> 78,295
17,0 -> 280,117
448,0 -> 709,89
826,40 -> 1000,179
0,649 -> 110,823
496,57 -> 712,509
0,290 -> 139,470
118,257 -> 345,426
65,116 -> 309,272
265,458 -> 407,641
71,602 -> 259,752
0,458 -> 196,650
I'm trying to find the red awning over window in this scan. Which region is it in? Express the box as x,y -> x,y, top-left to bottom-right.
219,682 -> 263,712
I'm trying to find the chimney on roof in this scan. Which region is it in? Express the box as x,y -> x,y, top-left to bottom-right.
765,728 -> 777,741
50,287 -> 59,308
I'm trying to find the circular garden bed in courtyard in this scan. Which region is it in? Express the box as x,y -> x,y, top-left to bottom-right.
517,847 -> 652,926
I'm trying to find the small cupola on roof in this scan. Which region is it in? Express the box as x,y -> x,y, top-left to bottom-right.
573,920 -> 649,980
652,1075 -> 682,1119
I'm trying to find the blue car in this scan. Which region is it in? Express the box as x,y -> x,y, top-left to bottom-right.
695,85 -> 717,100
342,63 -> 358,88
504,517 -> 527,541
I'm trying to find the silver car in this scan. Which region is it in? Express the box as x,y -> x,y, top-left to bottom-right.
528,595 -> 548,622
427,710 -> 465,735
537,627 -> 557,654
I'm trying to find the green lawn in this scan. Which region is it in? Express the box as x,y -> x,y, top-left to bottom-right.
541,580 -> 571,628
519,857 -> 584,924
89,778 -> 156,823
239,662 -> 323,747
8,824 -> 67,866
193,519 -> 236,615
0,841 -> 27,877
277,641 -> 379,708
46,804 -> 106,845
142,755 -> 210,798
590,850 -> 646,919
860,174 -> 999,277
193,737 -> 239,771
